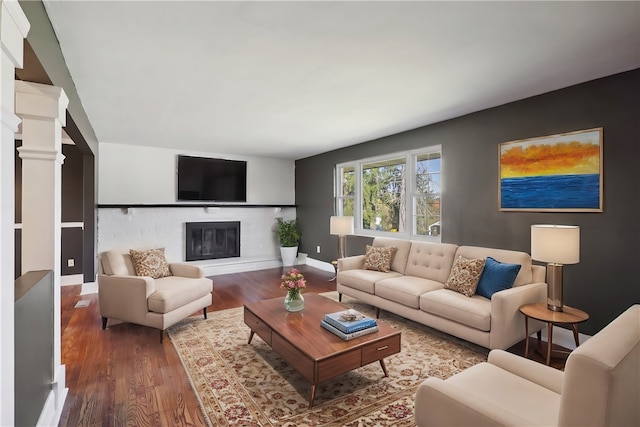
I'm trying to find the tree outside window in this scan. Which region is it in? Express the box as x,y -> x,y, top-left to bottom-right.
362,158 -> 404,232
414,152 -> 441,236
336,146 -> 441,241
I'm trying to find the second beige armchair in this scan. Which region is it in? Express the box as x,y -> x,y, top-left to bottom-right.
415,304 -> 640,426
98,249 -> 213,342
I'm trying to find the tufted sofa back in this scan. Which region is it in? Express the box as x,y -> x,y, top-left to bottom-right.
404,241 -> 459,282
456,246 -> 533,286
372,237 -> 413,274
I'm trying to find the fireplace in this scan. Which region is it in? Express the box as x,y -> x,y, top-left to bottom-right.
185,221 -> 240,261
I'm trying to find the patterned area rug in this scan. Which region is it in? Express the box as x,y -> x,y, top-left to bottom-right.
168,292 -> 488,426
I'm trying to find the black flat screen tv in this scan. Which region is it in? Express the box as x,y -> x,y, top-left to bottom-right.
177,155 -> 247,202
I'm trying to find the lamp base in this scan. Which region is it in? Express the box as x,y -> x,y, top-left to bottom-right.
337,235 -> 347,260
546,263 -> 564,312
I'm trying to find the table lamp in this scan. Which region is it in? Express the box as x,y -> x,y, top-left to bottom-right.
330,216 -> 354,259
530,224 -> 580,312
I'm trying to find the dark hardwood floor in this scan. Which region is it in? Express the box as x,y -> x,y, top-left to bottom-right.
59,265 -> 564,426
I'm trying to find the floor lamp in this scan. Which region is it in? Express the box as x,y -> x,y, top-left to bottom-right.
531,224 -> 580,312
330,216 -> 354,259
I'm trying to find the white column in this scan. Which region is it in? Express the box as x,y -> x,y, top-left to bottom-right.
0,1 -> 29,425
15,80 -> 69,425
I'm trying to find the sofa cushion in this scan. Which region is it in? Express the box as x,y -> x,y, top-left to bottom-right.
405,241 -> 458,282
372,237 -> 412,274
476,256 -> 521,299
444,361 -> 561,426
456,246 -> 533,287
337,269 -> 403,295
444,256 -> 486,297
376,276 -> 444,309
148,276 -> 213,313
102,250 -> 136,276
420,289 -> 492,331
130,248 -> 172,279
363,245 -> 398,272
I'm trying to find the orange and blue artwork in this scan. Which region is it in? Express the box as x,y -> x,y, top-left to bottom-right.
499,128 -> 603,212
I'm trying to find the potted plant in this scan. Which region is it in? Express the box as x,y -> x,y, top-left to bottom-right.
275,218 -> 301,266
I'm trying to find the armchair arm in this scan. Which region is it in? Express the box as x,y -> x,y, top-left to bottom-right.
338,255 -> 365,271
169,263 -> 205,279
415,377 -> 533,426
488,350 -> 563,394
489,281 -> 546,349
97,275 -> 155,325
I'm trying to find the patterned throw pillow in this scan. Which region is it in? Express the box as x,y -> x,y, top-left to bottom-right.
363,245 -> 398,273
129,248 -> 172,279
444,256 -> 486,297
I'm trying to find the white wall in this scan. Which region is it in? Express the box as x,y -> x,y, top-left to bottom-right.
96,143 -> 297,268
98,143 -> 295,204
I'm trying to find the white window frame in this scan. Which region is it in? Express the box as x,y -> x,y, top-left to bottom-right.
335,145 -> 442,242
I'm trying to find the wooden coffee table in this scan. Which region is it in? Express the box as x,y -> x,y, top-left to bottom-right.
244,293 -> 401,408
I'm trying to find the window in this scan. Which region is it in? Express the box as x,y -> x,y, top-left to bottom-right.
336,146 -> 442,240
414,152 -> 441,237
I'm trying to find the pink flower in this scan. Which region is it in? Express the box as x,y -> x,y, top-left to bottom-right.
280,268 -> 307,291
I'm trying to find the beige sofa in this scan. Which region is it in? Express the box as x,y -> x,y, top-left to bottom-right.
337,237 -> 546,350
415,304 -> 640,426
98,250 -> 213,342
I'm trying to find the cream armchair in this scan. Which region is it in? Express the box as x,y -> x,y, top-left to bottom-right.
416,304 -> 640,426
98,250 -> 213,342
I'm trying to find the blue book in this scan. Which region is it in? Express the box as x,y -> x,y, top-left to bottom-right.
320,320 -> 379,341
324,310 -> 377,334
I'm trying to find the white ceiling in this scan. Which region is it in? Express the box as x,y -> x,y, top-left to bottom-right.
43,1 -> 639,160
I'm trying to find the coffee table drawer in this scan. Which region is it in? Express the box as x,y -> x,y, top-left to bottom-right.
362,334 -> 401,365
244,310 -> 272,346
317,350 -> 361,383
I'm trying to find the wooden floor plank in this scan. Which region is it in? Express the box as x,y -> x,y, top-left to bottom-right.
58,264 -> 563,426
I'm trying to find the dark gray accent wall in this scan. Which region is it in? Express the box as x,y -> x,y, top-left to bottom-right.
15,142 -> 89,278
296,69 -> 640,335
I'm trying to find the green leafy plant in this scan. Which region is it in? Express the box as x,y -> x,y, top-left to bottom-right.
275,218 -> 301,247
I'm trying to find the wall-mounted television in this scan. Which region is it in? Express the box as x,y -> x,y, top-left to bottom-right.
177,155 -> 247,202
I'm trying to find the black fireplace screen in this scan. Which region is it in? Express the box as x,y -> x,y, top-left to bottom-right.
185,221 -> 240,261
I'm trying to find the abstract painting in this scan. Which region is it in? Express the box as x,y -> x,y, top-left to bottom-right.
499,128 -> 603,212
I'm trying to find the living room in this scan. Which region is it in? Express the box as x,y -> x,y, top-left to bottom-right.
3,1 -> 640,426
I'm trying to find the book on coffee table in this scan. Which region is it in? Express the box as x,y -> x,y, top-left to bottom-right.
320,319 -> 379,340
324,309 -> 377,334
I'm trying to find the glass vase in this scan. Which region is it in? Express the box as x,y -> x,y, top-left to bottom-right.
284,289 -> 304,312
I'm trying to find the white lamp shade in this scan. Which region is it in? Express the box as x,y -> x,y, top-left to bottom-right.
330,216 -> 354,236
531,224 -> 580,264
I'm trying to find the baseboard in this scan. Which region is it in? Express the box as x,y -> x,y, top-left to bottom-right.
305,256 -> 335,273
61,274 -> 83,286
80,281 -> 98,295
36,365 -> 67,427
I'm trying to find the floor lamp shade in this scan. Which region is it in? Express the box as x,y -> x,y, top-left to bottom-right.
531,224 -> 580,312
330,216 -> 354,259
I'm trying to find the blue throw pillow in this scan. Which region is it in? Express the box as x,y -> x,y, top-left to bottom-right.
476,257 -> 521,299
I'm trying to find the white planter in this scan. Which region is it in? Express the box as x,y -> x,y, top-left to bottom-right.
280,246 -> 298,267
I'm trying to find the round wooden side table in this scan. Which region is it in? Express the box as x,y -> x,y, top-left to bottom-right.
519,303 -> 589,366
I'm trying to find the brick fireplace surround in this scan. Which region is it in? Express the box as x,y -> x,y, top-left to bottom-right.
97,206 -> 296,276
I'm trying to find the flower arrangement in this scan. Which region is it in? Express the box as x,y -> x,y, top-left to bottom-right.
280,268 -> 306,294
